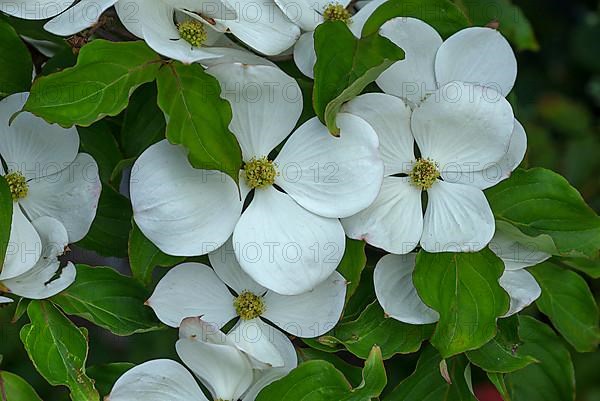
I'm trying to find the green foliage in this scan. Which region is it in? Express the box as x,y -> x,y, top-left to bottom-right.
486,168 -> 600,258
24,40 -> 161,127
0,20 -> 33,97
156,62 -> 242,181
466,316 -> 538,373
530,262 -> 600,352
362,0 -> 469,38
337,239 -> 367,301
20,301 -> 99,401
0,371 -> 43,401
0,176 -> 12,274
78,121 -> 123,185
51,264 -> 163,336
413,249 -> 510,357
257,346 -> 386,401
313,21 -> 404,134
128,223 -> 185,287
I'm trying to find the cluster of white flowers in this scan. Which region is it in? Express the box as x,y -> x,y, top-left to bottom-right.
0,0 -> 551,399
0,93 -> 101,304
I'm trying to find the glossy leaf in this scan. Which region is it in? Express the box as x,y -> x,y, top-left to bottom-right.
78,121 -> 123,185
413,249 -> 510,358
156,62 -> 242,181
0,20 -> 33,96
128,223 -> 185,287
0,371 -> 43,401
337,239 -> 367,301
0,176 -> 12,274
530,262 -> 600,352
51,264 -> 162,336
313,21 -> 404,134
486,168 -> 600,258
20,301 -> 99,401
24,40 -> 161,127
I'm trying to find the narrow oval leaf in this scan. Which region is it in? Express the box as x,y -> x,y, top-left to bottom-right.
530,261 -> 600,352
156,62 -> 242,181
129,223 -> 185,287
0,176 -> 13,274
486,168 -> 600,258
0,371 -> 43,401
313,21 -> 404,134
20,301 -> 99,401
504,316 -> 575,401
362,0 -> 469,38
413,249 -> 510,358
24,40 -> 161,127
51,264 -> 163,336
337,239 -> 367,301
0,20 -> 33,96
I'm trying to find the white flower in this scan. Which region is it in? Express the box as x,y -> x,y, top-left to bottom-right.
373,229 -> 551,325
0,0 -> 77,20
108,317 -> 297,401
146,238 -> 346,365
0,216 -> 75,301
39,0 -> 300,58
0,93 -> 100,284
130,63 -> 383,295
342,81 -> 516,253
287,0 -> 387,78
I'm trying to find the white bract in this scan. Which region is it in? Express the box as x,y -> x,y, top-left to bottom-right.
373,229 -> 550,325
130,63 -> 383,295
288,0 -> 386,78
0,93 -> 100,299
38,0 -> 300,60
147,239 -> 346,365
341,19 -> 526,254
108,317 -> 297,401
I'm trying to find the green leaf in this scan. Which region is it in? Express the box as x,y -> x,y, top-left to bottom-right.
24,40 -> 161,127
384,346 -> 477,401
0,176 -> 13,274
0,20 -> 33,97
20,301 -> 99,401
87,363 -> 134,397
337,239 -> 367,301
121,83 -> 166,158
466,316 -> 538,373
313,21 -> 404,134
504,316 -> 575,401
362,0 -> 469,38
77,184 -> 132,257
486,168 -> 600,258
413,249 -> 510,358
558,256 -> 600,279
129,222 -> 185,287
257,346 -> 386,401
455,0 -> 539,51
78,121 -> 123,185
0,371 -> 43,401
297,348 -> 363,387
51,264 -> 162,336
332,301 -> 432,359
156,62 -> 242,181
529,262 -> 600,352
487,372 -> 511,401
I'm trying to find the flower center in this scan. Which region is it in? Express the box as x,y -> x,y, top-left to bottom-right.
409,158 -> 440,190
4,171 -> 28,201
244,157 -> 277,189
234,291 -> 265,320
178,20 -> 207,47
323,3 -> 352,24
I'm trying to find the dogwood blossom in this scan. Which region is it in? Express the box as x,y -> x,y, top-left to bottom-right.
342,82 -> 516,253
130,63 -> 383,295
373,229 -> 551,325
0,93 -> 100,282
108,317 -> 297,401
146,239 -> 346,365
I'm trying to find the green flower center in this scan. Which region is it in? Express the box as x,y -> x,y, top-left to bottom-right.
178,20 -> 207,47
244,157 -> 278,189
409,158 -> 440,190
323,3 -> 352,24
4,171 -> 28,201
234,291 -> 265,320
